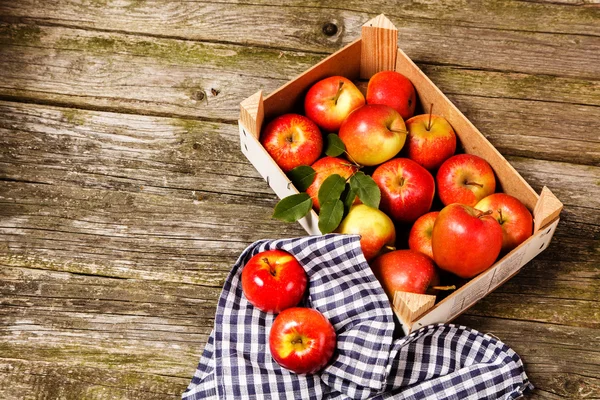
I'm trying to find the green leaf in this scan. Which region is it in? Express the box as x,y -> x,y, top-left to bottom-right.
341,184 -> 357,212
272,193 -> 313,223
325,134 -> 346,157
318,199 -> 344,234
350,171 -> 381,209
287,165 -> 316,192
318,174 -> 346,207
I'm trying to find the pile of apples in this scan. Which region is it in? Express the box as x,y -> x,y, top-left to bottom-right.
242,249 -> 336,375
260,71 -> 533,303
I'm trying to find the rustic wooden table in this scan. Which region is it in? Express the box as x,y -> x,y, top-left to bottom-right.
0,1 -> 598,399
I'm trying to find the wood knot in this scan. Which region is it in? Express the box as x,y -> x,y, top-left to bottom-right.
322,22 -> 338,37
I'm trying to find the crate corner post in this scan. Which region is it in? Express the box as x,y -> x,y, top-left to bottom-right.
240,90 -> 264,140
360,14 -> 398,80
533,186 -> 563,233
393,291 -> 436,333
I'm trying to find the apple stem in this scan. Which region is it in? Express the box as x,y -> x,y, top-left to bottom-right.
398,177 -> 405,187
427,103 -> 434,131
385,245 -> 396,251
497,209 -> 505,224
476,209 -> 494,219
333,81 -> 344,105
432,285 -> 456,291
262,257 -> 277,277
389,128 -> 408,135
465,181 -> 484,188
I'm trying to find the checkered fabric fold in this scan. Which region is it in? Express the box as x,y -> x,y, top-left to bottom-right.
183,234 -> 533,400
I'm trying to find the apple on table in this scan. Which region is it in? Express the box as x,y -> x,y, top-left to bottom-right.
305,76 -> 365,132
306,156 -> 359,212
366,70 -> 416,120
336,204 -> 396,261
408,211 -> 440,260
432,203 -> 503,278
370,249 -> 438,300
405,112 -> 456,171
339,104 -> 407,167
372,158 -> 435,224
437,154 -> 496,207
260,114 -> 323,173
475,193 -> 533,253
269,307 -> 337,375
241,249 -> 307,313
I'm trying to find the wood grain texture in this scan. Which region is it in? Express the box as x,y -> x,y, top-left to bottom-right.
1,1 -> 599,398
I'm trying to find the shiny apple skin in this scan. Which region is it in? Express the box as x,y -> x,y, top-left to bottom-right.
372,158 -> 435,223
260,114 -> 323,173
370,250 -> 437,301
475,193 -> 533,253
436,154 -> 496,207
241,250 -> 307,313
338,104 -> 406,167
269,307 -> 337,375
366,71 -> 416,120
336,204 -> 396,261
432,204 -> 503,278
304,76 -> 365,132
306,156 -> 359,212
408,211 -> 440,260
405,114 -> 457,171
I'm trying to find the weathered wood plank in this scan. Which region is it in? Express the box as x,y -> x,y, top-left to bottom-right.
1,0 -> 598,48
0,26 -> 598,166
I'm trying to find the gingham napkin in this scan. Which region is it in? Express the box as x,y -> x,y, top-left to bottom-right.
183,234 -> 533,399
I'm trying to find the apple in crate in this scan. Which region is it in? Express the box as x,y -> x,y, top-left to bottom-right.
432,204 -> 503,278
370,250 -> 438,300
339,104 -> 407,166
241,250 -> 307,313
405,113 -> 456,171
408,211 -> 439,260
260,114 -> 323,173
336,204 -> 396,261
304,76 -> 365,132
306,156 -> 359,212
372,158 -> 435,223
475,193 -> 533,253
269,307 -> 336,374
366,70 -> 416,120
436,154 -> 496,207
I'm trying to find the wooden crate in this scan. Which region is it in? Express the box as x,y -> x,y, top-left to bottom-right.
238,14 -> 563,334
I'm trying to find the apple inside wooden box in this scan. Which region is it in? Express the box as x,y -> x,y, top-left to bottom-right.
238,14 -> 563,334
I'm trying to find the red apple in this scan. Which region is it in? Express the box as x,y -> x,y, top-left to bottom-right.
370,250 -> 437,301
366,70 -> 416,120
241,250 -> 307,313
372,158 -> 435,223
405,113 -> 456,171
436,154 -> 496,207
306,156 -> 359,212
304,76 -> 365,132
269,307 -> 336,374
475,193 -> 533,253
338,104 -> 407,166
261,114 -> 323,173
408,211 -> 440,260
432,204 -> 503,278
336,204 -> 396,261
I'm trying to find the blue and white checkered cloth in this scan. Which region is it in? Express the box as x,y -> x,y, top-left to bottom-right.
183,234 -> 533,399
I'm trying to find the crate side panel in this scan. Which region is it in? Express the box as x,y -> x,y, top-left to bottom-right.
239,122 -> 320,236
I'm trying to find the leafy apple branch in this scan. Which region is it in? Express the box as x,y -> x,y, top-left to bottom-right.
273,137 -> 381,234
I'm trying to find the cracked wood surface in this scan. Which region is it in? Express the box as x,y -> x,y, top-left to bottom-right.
0,1 -> 599,399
